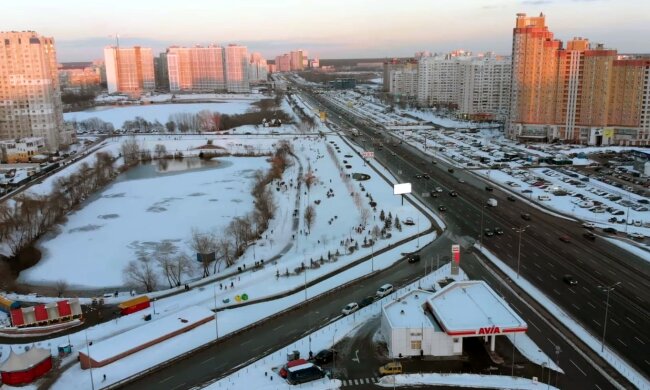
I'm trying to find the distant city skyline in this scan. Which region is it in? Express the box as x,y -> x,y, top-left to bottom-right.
2,0 -> 649,62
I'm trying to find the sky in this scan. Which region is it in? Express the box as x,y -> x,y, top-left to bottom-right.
2,0 -> 648,62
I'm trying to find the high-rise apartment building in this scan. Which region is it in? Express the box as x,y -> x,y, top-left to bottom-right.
154,52 -> 169,91
290,50 -> 307,71
166,45 -> 226,92
249,52 -> 268,82
388,68 -> 418,99
415,53 -> 511,121
104,46 -> 155,96
508,13 -> 650,145
225,44 -> 249,93
275,54 -> 291,72
0,31 -> 67,150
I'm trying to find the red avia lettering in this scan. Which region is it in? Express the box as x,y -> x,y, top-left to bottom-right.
478,326 -> 501,335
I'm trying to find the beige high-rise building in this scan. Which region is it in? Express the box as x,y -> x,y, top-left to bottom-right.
104,46 -> 155,97
508,13 -> 650,145
0,31 -> 66,150
225,44 -> 250,93
166,45 -> 226,92
249,52 -> 268,82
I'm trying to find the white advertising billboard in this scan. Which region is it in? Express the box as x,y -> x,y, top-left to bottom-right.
393,183 -> 412,195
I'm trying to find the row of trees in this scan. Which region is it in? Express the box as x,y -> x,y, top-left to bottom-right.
122,141 -> 294,291
0,152 -> 116,266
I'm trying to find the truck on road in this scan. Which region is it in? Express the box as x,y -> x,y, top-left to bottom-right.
486,198 -> 497,207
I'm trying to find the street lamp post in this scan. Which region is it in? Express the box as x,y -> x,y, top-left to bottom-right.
480,204 -> 485,248
512,225 -> 529,279
213,284 -> 219,339
598,281 -> 621,352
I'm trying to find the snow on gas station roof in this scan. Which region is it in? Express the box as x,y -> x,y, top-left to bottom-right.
427,281 -> 527,337
383,289 -> 440,330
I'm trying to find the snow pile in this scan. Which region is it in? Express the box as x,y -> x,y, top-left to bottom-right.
506,333 -> 562,373
376,373 -> 558,389
602,237 -> 650,263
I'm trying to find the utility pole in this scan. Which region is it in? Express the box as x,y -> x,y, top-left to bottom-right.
85,331 -> 95,390
512,225 -> 529,279
213,284 -> 219,339
598,281 -> 621,352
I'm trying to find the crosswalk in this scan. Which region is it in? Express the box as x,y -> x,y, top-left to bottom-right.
339,377 -> 380,387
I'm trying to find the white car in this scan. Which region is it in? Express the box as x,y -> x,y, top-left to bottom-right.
582,222 -> 596,230
376,284 -> 394,298
628,232 -> 645,239
435,187 -> 443,193
342,302 -> 359,315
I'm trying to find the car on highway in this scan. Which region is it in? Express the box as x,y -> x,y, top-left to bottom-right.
507,195 -> 516,202
583,232 -> 596,240
494,227 -> 504,235
582,222 -> 596,230
431,160 -> 437,164
448,168 -> 455,173
342,302 -> 359,315
379,362 -> 403,376
485,186 -> 494,191
559,235 -> 571,243
414,174 -> 422,179
449,191 -> 458,197
430,191 -> 439,198
484,228 -> 494,237
438,205 -> 447,212
390,152 -> 396,156
407,253 -> 421,263
521,213 -> 531,221
628,232 -> 645,239
458,179 -> 465,183
435,187 -> 443,193
423,174 -> 430,180
563,275 -> 578,286
376,284 -> 394,298
312,349 -> 336,365
603,227 -> 618,234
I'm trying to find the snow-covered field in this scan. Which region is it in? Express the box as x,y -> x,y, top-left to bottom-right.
376,373 -> 559,389
64,101 -> 256,129
19,156 -> 266,288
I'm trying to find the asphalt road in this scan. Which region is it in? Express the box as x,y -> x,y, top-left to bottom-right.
307,89 -> 650,378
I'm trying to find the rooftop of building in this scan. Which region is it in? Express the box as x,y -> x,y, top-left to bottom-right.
427,281 -> 527,336
383,289 -> 439,329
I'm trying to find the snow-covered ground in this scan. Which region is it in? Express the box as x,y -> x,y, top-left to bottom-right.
376,373 -> 559,389
477,244 -> 650,390
64,101 -> 256,129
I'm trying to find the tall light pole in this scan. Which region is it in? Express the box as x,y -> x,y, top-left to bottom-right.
85,331 -> 95,390
213,284 -> 219,339
480,204 -> 485,248
597,281 -> 621,352
512,225 -> 529,279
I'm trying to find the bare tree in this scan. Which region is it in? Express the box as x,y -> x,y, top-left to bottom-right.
54,279 -> 69,297
154,144 -> 168,160
359,208 -> 371,226
121,137 -> 140,166
371,225 -> 382,243
304,205 -> 316,234
189,228 -> 217,277
123,254 -> 158,292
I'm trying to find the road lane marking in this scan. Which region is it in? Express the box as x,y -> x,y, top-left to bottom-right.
547,262 -> 554,268
511,305 -> 522,314
160,376 -> 175,383
534,263 -> 541,269
568,288 -> 576,294
171,384 -> 186,390
521,264 -> 528,269
550,274 -> 557,280
528,320 -> 541,332
532,251 -> 540,257
587,302 -> 596,309
608,269 -> 616,275
595,385 -> 602,390
570,359 -> 587,376
553,289 -> 561,295
241,339 -> 253,346
594,270 -> 601,275
572,304 -> 580,310
592,320 -> 600,326
273,324 -> 284,331
634,337 -> 645,345
626,316 -> 636,324
201,357 -> 215,365
610,318 -> 620,326
617,338 -> 628,347
628,281 -> 637,288
582,286 -> 590,293
536,275 -> 543,282
576,259 -> 584,265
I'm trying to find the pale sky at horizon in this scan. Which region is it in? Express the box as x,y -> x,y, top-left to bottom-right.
2,0 -> 648,62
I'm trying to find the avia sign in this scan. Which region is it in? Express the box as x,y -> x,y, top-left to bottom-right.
478,326 -> 501,335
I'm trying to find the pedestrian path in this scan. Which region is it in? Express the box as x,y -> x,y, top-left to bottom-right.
339,376 -> 380,387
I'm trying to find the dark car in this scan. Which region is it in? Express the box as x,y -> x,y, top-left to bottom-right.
423,174 -> 430,180
449,191 -> 458,197
603,227 -> 618,234
286,363 -> 325,385
521,213 -> 531,221
407,253 -> 421,263
563,275 -> 578,286
359,296 -> 375,308
438,205 -> 447,212
507,195 -> 516,202
494,227 -> 504,235
485,186 -> 494,191
430,191 -> 439,198
431,160 -> 438,165
448,168 -> 455,173
313,349 -> 336,365
583,232 -> 596,241
484,228 -> 494,237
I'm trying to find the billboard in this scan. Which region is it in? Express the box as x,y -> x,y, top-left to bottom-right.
393,183 -> 412,195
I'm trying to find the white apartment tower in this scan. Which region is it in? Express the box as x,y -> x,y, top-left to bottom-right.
249,52 -> 268,82
104,46 -> 155,96
225,44 -> 250,93
0,31 -> 66,150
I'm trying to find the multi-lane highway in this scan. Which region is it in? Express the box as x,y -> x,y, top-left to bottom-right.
305,88 -> 650,378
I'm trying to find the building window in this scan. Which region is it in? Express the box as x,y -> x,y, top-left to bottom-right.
410,340 -> 421,350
